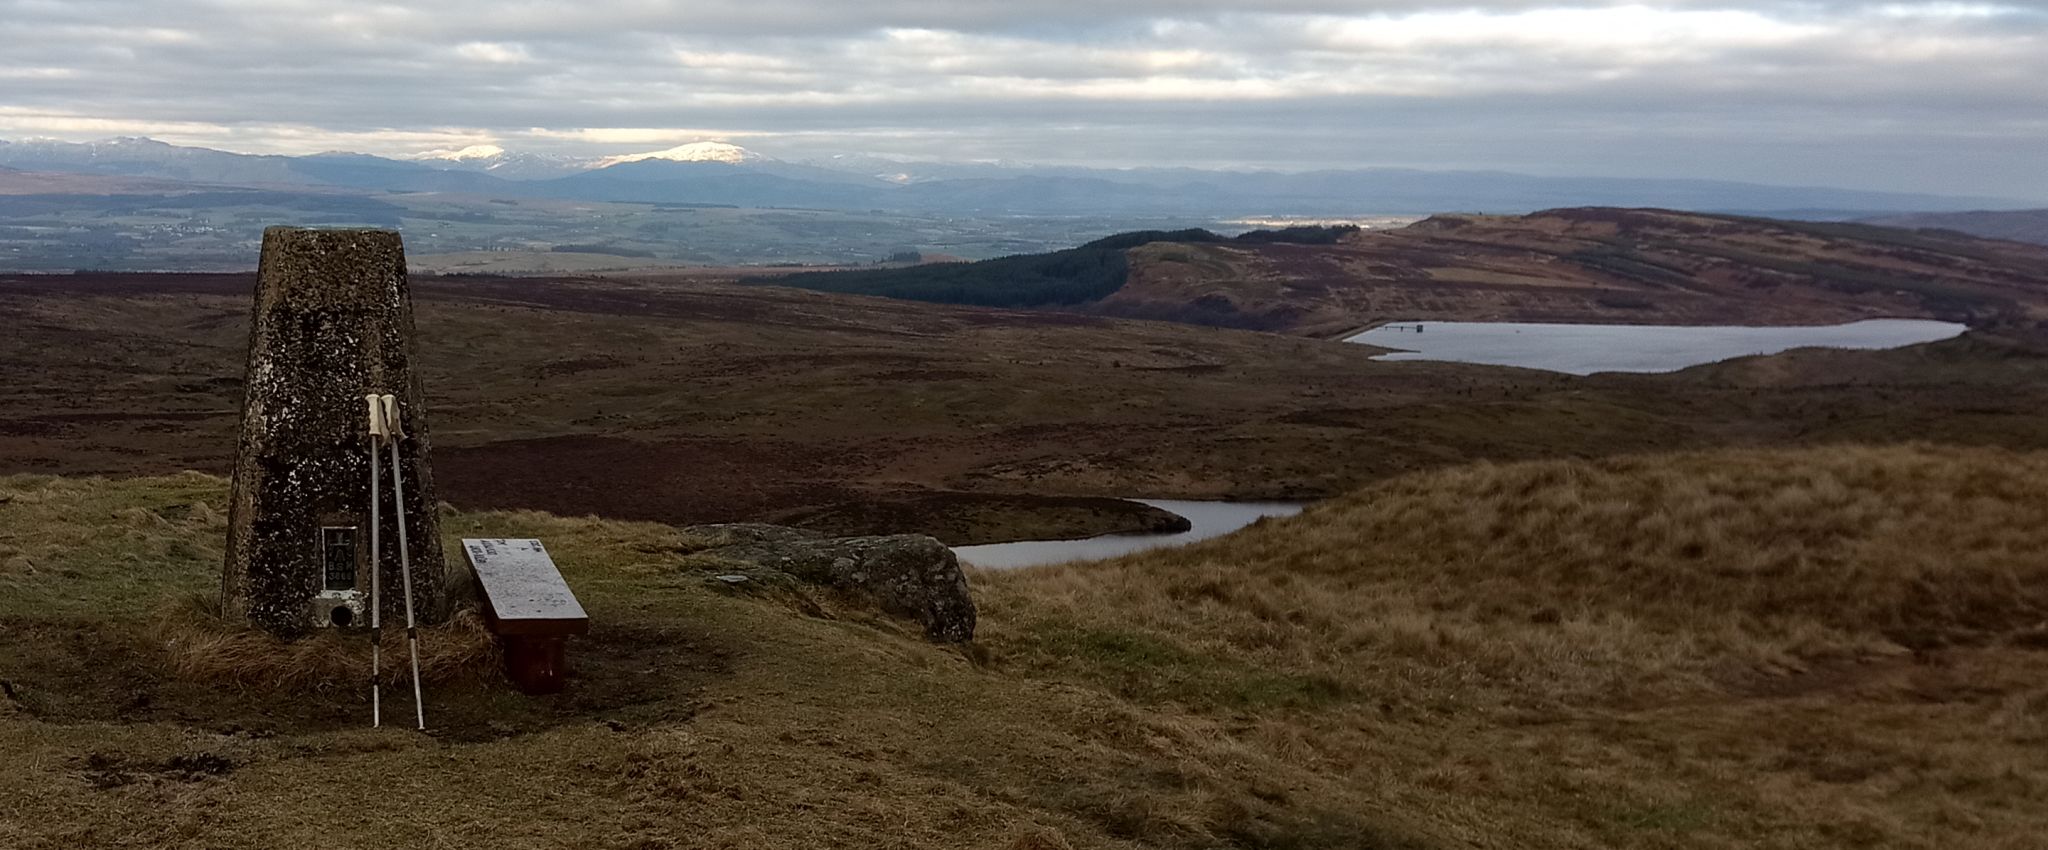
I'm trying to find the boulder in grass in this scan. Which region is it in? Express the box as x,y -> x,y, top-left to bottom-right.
699,529 -> 976,643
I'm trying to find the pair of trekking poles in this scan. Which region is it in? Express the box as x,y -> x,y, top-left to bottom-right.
365,393 -> 426,730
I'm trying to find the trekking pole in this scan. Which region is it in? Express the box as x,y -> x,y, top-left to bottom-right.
381,394 -> 427,730
366,394 -> 386,728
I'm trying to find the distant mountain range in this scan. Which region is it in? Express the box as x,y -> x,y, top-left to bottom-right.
0,136 -> 2034,217
404,141 -> 779,180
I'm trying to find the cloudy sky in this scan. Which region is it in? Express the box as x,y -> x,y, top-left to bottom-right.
1,1 -> 2044,198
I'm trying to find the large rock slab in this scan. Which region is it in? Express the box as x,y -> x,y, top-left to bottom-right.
703,530 -> 976,643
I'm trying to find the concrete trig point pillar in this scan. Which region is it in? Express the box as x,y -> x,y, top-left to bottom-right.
223,227 -> 451,638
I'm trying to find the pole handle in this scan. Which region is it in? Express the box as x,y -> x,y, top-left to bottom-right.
380,394 -> 406,441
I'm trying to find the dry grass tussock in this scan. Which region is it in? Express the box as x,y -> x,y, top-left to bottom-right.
152,594 -> 502,690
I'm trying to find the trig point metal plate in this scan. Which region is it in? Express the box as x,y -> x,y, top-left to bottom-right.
462,538 -> 589,636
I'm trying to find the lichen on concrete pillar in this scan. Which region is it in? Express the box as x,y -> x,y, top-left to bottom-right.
223,227 -> 451,638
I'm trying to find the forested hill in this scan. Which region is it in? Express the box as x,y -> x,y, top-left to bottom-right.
759,226 -> 1357,308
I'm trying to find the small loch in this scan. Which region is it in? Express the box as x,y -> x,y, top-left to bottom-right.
1346,319 -> 1967,375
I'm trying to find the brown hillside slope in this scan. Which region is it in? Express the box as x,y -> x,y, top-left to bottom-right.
1102,208 -> 2048,336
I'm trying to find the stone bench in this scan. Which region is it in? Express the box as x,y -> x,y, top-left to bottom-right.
461,538 -> 589,695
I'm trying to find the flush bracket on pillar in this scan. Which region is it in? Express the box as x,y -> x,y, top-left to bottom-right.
310,520 -> 367,629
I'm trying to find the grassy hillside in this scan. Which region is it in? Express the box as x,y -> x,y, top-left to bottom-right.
6,444 -> 2048,847
985,443 -> 2048,847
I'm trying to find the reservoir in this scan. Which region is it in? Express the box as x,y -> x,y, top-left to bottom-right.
1346,318 -> 1967,375
954,499 -> 1304,570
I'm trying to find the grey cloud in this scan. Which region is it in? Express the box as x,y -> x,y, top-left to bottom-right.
0,0 -> 2042,199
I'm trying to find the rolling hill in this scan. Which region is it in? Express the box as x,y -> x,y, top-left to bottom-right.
1105,209 -> 2048,335
765,228 -> 1236,307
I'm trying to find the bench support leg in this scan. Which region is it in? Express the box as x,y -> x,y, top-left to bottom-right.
502,635 -> 570,695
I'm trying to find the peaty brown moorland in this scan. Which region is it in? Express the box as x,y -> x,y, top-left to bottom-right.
5,261 -> 2048,544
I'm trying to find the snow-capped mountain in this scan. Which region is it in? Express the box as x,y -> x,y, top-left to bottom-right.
593,142 -> 770,168
410,144 -> 509,162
